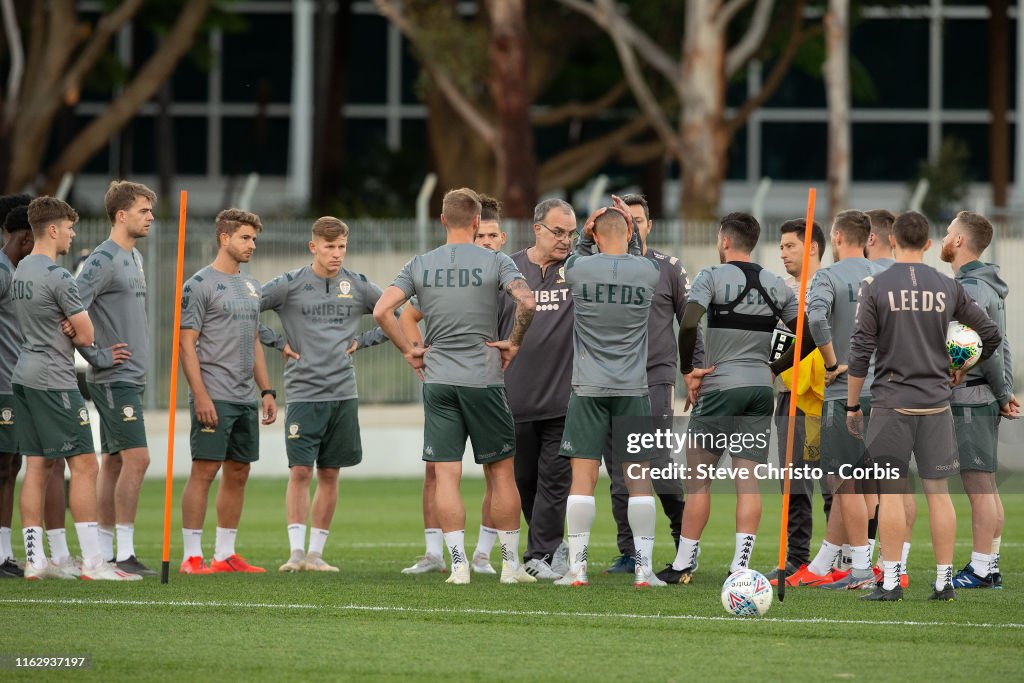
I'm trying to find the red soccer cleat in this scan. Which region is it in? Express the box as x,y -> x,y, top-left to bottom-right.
180,556 -> 214,575
210,554 -> 266,573
900,573 -> 909,588
769,564 -> 833,587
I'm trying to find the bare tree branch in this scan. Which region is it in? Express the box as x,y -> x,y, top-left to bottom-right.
43,0 -> 211,192
538,112 -> 651,192
593,0 -> 681,156
724,0 -> 775,76
725,22 -> 822,141
617,138 -> 664,166
61,0 -> 144,95
2,0 -> 25,127
556,0 -> 679,86
716,0 -> 752,28
374,0 -> 496,146
530,81 -> 628,126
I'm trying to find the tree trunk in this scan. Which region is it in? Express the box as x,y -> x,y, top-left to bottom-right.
988,0 -> 1009,208
316,0 -> 352,211
425,90 -> 500,205
679,0 -> 726,220
824,0 -> 850,218
485,0 -> 537,218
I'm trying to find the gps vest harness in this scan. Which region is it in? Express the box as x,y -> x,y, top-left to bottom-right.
707,262 -> 786,333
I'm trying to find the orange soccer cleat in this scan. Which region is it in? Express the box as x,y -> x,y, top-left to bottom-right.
209,554 -> 266,573
180,556 -> 214,575
769,564 -> 834,587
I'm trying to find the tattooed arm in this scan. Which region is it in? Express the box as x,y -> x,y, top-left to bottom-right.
486,278 -> 536,370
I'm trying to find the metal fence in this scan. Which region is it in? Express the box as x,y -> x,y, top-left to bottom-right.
65,216 -> 1024,409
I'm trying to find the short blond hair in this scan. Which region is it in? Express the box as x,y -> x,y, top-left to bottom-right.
312,216 -> 349,241
215,208 -> 263,241
441,188 -> 481,229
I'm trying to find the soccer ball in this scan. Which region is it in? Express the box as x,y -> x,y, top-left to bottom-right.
947,322 -> 983,372
721,569 -> 773,617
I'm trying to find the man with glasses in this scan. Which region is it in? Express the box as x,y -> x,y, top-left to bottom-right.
497,198 -> 577,579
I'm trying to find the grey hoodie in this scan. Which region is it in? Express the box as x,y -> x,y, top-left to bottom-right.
952,260 -> 1013,406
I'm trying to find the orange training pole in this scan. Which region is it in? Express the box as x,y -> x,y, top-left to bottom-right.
777,187 -> 816,601
161,190 -> 189,584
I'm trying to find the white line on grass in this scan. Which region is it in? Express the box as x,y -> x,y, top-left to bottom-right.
2,598 -> 1021,630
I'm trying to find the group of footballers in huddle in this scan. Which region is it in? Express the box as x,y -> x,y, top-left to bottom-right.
0,182 -> 1012,602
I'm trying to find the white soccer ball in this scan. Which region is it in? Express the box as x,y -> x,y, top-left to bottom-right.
946,321 -> 983,372
721,568 -> 773,617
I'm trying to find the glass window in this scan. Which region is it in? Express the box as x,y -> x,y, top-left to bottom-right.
851,123 -> 928,181
761,122 -> 826,180
221,115 -> 290,175
726,125 -> 748,181
943,18 -> 1017,110
222,14 -> 293,104
347,13 -> 388,103
850,18 -> 929,108
942,123 -> 1016,183
764,64 -> 826,108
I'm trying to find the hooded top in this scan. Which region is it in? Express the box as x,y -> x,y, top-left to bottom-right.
952,260 -> 1013,406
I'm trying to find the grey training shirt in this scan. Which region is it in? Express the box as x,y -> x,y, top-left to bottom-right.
180,265 -> 262,403
0,251 -> 23,394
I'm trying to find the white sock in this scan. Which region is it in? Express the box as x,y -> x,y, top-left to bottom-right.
935,564 -> 952,591
731,533 -> 756,572
565,495 -> 596,572
214,527 -> 237,561
851,544 -> 871,571
992,536 -> 1001,574
115,524 -> 135,562
443,530 -> 467,567
47,528 -> 71,564
98,525 -> 115,561
901,541 -> 911,575
497,529 -> 521,570
868,538 -> 876,564
809,540 -> 841,576
970,551 -> 992,578
840,544 -> 852,570
474,525 -> 498,558
425,528 -> 444,559
672,536 -> 699,571
627,496 -> 656,572
287,524 -> 306,552
74,522 -> 102,569
182,528 -> 203,560
23,526 -> 46,569
308,528 -> 329,556
883,560 -> 901,590
0,526 -> 12,562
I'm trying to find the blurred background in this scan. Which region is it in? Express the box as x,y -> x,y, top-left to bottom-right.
3,0 -> 1023,407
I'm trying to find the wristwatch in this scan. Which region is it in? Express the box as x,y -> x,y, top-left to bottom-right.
844,403 -> 861,413
825,362 -> 839,372
261,389 -> 277,399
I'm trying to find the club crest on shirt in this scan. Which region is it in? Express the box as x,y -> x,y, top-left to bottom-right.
246,281 -> 259,298
287,422 -> 301,439
0,407 -> 12,425
78,408 -> 90,426
337,280 -> 353,298
122,405 -> 137,422
557,266 -> 566,284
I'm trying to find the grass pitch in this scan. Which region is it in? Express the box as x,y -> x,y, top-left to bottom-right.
0,478 -> 1020,681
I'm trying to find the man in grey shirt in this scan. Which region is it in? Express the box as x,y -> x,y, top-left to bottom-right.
179,209 -> 278,575
555,199 -> 664,588
75,181 -> 155,576
660,212 -> 814,584
847,210 -> 1002,602
496,198 -> 576,580
600,194 -> 697,575
374,187 -> 537,585
940,211 -> 1018,589
0,195 -> 34,577
13,197 -> 139,581
865,208 -> 896,268
260,217 -> 390,573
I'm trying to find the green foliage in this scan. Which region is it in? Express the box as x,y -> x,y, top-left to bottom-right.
915,137 -> 972,222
